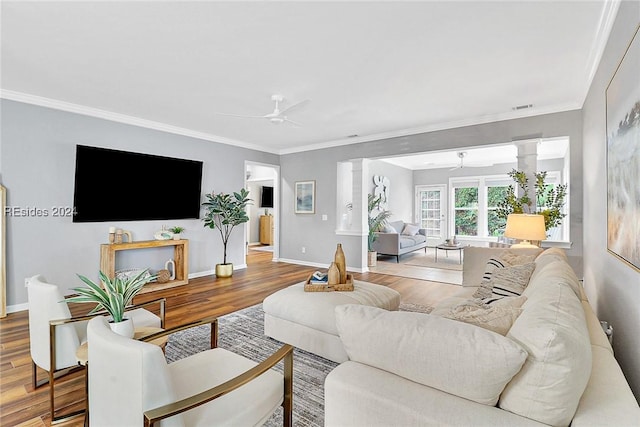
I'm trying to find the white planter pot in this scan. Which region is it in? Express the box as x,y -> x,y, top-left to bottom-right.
109,318 -> 134,338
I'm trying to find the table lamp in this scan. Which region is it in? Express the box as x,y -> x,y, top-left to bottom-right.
504,213 -> 546,248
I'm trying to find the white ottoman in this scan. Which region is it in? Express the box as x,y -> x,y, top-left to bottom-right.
263,280 -> 401,362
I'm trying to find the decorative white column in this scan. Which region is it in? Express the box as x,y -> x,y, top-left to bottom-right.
515,140 -> 539,213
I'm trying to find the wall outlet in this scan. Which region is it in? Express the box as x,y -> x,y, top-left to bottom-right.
24,278 -> 29,288
321,214 -> 328,221
301,246 -> 306,254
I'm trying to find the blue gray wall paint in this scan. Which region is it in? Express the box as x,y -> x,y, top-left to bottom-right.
0,99 -> 278,306
582,1 -> 640,400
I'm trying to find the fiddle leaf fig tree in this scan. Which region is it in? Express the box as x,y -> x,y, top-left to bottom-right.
368,193 -> 392,252
202,188 -> 252,265
496,169 -> 568,231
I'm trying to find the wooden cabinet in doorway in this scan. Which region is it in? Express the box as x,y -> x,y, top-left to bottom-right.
259,215 -> 274,245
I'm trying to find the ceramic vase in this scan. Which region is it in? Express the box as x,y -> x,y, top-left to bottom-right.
109,318 -> 135,338
327,262 -> 340,285
334,243 -> 346,284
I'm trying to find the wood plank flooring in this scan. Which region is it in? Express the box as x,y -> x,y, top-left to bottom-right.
0,250 -> 460,426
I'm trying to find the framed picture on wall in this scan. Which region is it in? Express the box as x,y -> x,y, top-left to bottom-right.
606,24 -> 640,271
295,180 -> 315,214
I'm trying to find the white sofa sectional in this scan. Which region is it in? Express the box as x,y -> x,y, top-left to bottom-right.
325,248 -> 640,426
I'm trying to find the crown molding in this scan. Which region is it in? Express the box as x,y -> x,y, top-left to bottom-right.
2,89 -> 581,157
579,0 -> 621,107
0,90 -> 280,155
278,102 -> 582,155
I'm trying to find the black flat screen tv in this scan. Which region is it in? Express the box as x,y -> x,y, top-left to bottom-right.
72,145 -> 203,222
260,186 -> 274,208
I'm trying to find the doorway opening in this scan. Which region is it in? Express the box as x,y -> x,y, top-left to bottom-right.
245,161 -> 279,263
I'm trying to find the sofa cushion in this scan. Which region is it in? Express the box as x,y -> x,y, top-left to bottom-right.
441,296 -> 527,336
381,223 -> 397,233
335,305 -> 528,406
499,263 -> 591,426
401,223 -> 420,236
388,221 -> 405,234
462,247 -> 543,287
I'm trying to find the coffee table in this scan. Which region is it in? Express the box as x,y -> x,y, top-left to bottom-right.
435,244 -> 464,264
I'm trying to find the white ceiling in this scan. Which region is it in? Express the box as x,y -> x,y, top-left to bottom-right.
379,137 -> 569,170
1,1 -> 618,155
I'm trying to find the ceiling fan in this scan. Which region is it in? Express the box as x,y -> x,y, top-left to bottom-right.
212,94 -> 310,126
449,151 -> 494,170
449,152 -> 468,170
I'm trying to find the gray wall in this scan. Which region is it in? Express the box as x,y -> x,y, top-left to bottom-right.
582,2 -> 640,399
368,160 -> 413,222
1,99 -> 278,306
280,109 -> 583,270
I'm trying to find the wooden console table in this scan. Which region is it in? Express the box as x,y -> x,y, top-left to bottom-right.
100,239 -> 189,293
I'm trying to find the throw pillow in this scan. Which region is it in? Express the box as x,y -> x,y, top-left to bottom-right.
482,262 -> 536,304
382,223 -> 397,233
401,224 -> 420,236
500,250 -> 538,266
442,296 -> 527,336
472,257 -> 508,299
335,304 -> 528,406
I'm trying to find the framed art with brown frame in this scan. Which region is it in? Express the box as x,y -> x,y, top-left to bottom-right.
606,24 -> 640,272
295,180 -> 315,214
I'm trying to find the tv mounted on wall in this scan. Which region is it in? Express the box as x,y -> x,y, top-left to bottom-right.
260,186 -> 274,208
72,145 -> 203,222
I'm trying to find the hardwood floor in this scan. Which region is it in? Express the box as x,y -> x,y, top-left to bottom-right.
0,250 -> 460,426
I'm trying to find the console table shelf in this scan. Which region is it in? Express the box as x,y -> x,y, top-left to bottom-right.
100,239 -> 189,293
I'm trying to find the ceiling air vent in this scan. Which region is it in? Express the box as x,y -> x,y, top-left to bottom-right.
513,104 -> 533,111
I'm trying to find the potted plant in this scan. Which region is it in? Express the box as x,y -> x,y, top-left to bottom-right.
169,226 -> 185,240
65,269 -> 155,337
496,169 -> 568,235
368,193 -> 392,267
202,188 -> 252,277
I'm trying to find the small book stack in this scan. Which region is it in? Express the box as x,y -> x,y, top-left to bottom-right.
309,271 -> 328,284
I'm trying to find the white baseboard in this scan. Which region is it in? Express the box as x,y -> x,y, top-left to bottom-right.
6,302 -> 29,314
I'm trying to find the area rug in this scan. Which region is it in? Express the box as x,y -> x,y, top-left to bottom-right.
165,302 -> 431,426
399,250 -> 463,271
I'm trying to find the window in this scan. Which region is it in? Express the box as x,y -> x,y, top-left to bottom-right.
453,185 -> 479,236
486,184 -> 509,237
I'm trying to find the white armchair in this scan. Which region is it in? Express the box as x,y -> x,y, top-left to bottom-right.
26,274 -> 164,422
86,315 -> 293,427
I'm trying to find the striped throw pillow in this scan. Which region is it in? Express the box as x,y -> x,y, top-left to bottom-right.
482,262 -> 536,304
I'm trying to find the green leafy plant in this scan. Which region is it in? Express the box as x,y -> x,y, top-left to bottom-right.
169,226 -> 185,234
496,169 -> 568,231
202,188 -> 252,265
65,270 -> 155,323
368,193 -> 392,252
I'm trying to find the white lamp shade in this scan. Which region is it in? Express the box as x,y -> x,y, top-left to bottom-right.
504,214 -> 546,241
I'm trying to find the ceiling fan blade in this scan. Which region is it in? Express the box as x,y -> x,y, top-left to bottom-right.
211,112 -> 266,119
283,117 -> 303,127
279,98 -> 310,115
